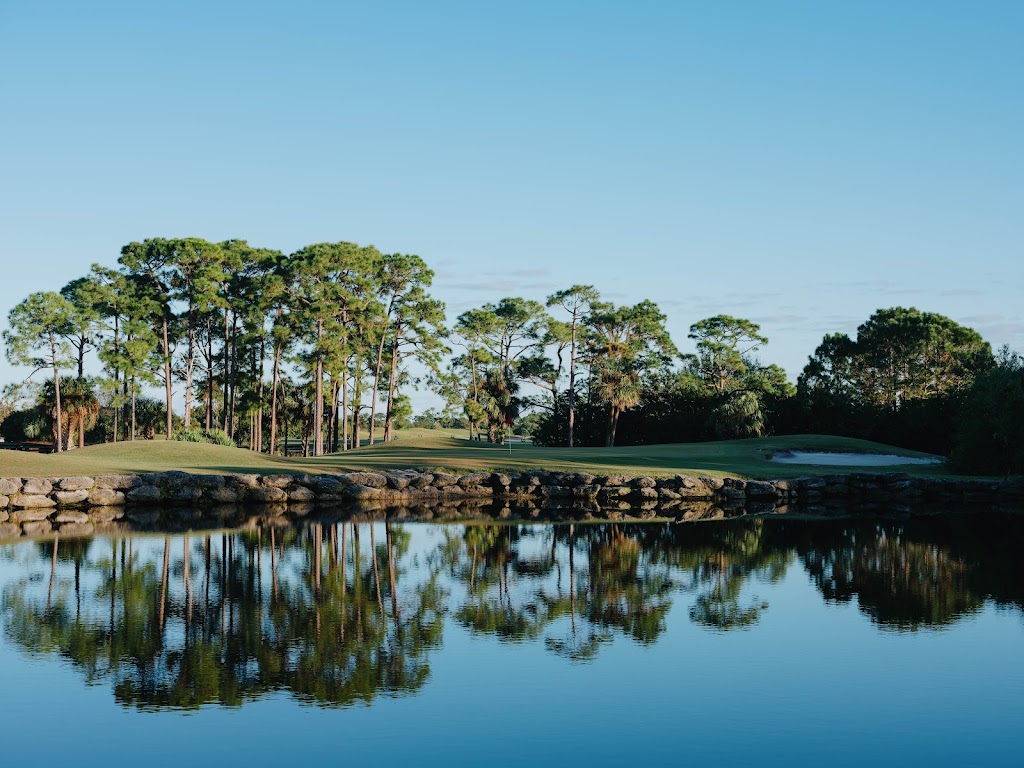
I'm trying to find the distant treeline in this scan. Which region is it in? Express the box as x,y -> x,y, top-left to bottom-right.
1,238 -> 1020,475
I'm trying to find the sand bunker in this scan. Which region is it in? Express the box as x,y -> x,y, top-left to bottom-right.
770,451 -> 942,467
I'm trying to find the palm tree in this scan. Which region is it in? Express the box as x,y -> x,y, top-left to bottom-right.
40,377 -> 101,449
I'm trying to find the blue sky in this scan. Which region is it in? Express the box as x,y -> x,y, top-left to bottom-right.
1,1 -> 1021,409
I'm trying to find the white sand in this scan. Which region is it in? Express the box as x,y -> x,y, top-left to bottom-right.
770,451 -> 942,467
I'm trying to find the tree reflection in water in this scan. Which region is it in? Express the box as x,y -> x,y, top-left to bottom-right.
3,522 -> 445,709
2,512 -> 1022,709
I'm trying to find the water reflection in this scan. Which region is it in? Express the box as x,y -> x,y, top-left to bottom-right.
2,514 -> 1022,710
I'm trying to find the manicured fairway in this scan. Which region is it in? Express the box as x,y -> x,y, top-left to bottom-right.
0,429 -> 949,479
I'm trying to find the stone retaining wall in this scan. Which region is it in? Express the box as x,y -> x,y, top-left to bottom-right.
1,470 -> 1022,540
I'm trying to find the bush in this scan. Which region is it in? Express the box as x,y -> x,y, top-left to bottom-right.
173,426 -> 237,447
204,428 -> 235,446
950,360 -> 1024,476
174,426 -> 207,443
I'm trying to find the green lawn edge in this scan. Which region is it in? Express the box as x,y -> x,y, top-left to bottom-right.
0,429 -> 971,481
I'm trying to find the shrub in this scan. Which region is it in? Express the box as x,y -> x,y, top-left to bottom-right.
950,356 -> 1024,475
173,426 -> 237,447
204,428 -> 235,447
174,426 -> 207,443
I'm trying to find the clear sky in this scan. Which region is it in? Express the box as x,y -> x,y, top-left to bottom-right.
1,1 -> 1021,410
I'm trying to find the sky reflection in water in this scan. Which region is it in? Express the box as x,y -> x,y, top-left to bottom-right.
1,514 -> 1022,767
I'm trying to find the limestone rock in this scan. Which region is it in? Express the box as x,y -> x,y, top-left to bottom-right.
88,488 -> 126,507
168,486 -> 203,502
22,478 -> 53,495
349,484 -> 383,500
228,474 -> 261,488
0,497 -> 8,512
631,477 -> 657,489
563,473 -> 596,487
127,485 -> 163,503
314,478 -> 345,495
247,487 -> 288,503
0,478 -> 21,496
194,474 -> 226,489
745,481 -> 777,499
538,485 -> 571,498
56,476 -> 95,491
457,473 -> 490,489
55,490 -> 91,506
288,486 -> 315,502
347,472 -> 388,488
387,475 -> 412,491
207,488 -> 239,504
409,474 -> 434,489
431,473 -> 460,488
94,475 -> 141,490
262,474 -> 295,489
717,487 -> 747,503
12,495 -> 56,510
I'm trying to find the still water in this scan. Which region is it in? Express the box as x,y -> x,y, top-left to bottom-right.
1,512 -> 1022,767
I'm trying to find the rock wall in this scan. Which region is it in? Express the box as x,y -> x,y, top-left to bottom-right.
0,469 -> 1022,540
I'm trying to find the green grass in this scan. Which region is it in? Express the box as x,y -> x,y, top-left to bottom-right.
0,429 -> 954,480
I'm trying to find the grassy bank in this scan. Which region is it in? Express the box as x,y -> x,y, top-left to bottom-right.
0,429 -> 951,480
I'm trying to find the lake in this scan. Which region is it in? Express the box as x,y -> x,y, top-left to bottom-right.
1,510 -> 1022,767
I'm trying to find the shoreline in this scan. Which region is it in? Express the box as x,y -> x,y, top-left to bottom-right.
1,469 -> 1022,540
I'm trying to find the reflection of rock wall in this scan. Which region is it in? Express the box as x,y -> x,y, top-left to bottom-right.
1,470 -> 1022,539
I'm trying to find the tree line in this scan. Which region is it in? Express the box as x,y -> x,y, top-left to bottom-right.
3,239 -> 444,455
2,238 -> 1020,474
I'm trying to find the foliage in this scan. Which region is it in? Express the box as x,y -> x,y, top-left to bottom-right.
173,426 -> 237,447
949,350 -> 1024,475
794,307 -> 994,453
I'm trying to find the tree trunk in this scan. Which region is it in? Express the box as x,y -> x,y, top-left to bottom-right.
369,308 -> 391,446
351,363 -> 362,450
269,340 -> 281,455
51,338 -> 63,453
341,368 -> 349,451
384,336 -> 400,442
228,313 -> 239,438
184,304 -> 195,428
257,329 -> 266,452
162,314 -> 172,439
222,309 -> 231,431
314,318 -> 324,456
112,315 -> 119,443
605,407 -> 620,448
207,316 -> 214,430
568,322 -> 577,448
